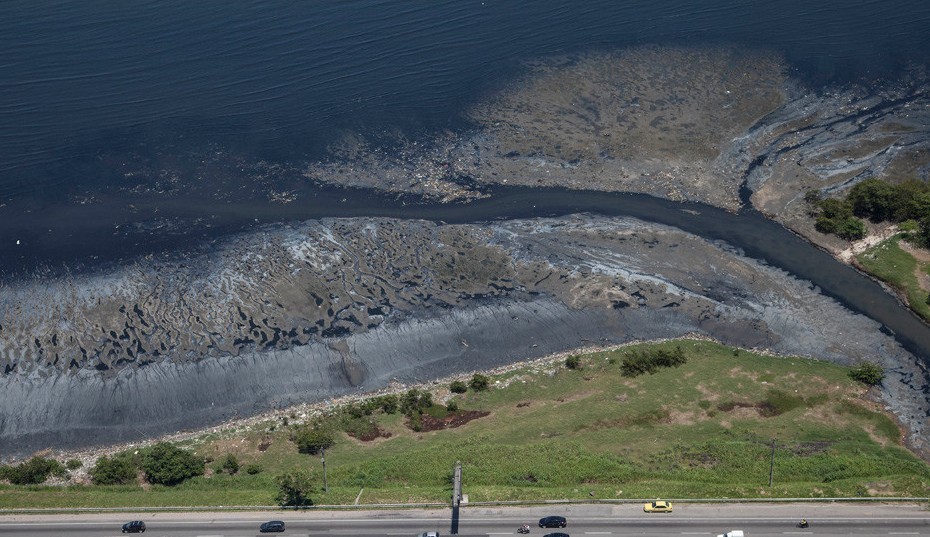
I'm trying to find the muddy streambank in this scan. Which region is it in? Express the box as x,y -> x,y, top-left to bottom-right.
0,215 -> 926,458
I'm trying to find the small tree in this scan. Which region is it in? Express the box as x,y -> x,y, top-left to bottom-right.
245,463 -> 263,475
469,373 -> 490,391
141,442 -> 204,486
449,380 -> 468,393
849,361 -> 885,386
445,399 -> 459,412
293,427 -> 335,455
276,470 -> 314,508
90,455 -> 137,485
221,454 -> 240,475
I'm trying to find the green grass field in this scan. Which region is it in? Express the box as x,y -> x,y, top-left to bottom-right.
2,340 -> 928,508
857,234 -> 930,321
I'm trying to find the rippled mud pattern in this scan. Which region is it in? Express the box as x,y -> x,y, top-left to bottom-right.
0,221 -> 524,374
1,215 -> 926,455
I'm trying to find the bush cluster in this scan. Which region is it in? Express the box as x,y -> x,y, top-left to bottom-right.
90,454 -> 137,485
807,178 -> 930,245
849,361 -> 885,386
620,346 -> 688,377
0,457 -> 66,485
275,470 -> 314,508
449,380 -> 468,393
293,426 -> 336,455
141,442 -> 205,485
468,373 -> 490,391
400,388 -> 434,416
565,354 -> 582,370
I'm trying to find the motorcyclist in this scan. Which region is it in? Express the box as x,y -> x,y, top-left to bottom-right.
519,524 -> 531,533
798,519 -> 809,528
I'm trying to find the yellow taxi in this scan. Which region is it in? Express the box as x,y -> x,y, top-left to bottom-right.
643,500 -> 673,513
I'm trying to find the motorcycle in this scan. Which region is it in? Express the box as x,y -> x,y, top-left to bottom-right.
518,525 -> 531,534
797,520 -> 809,529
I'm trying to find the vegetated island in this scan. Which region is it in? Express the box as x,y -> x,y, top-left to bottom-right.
1,340 -> 926,508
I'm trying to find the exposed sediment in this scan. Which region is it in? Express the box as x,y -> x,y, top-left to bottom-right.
0,216 -> 925,456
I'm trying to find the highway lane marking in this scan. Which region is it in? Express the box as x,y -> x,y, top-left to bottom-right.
888,533 -> 920,535
584,532 -> 613,534
681,533 -> 711,535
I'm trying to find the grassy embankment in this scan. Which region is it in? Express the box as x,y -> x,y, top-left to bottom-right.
2,340 -> 928,508
856,234 -> 930,321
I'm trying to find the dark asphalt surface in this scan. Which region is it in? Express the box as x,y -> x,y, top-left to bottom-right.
1,503 -> 928,537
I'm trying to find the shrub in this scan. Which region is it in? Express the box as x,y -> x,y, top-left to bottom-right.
837,217 -> 866,241
90,455 -> 137,485
141,443 -> 204,485
849,361 -> 885,386
372,394 -> 399,414
446,400 -> 459,412
815,216 -> 839,234
409,412 -> 423,432
620,346 -> 688,377
65,459 -> 82,470
221,454 -> 240,475
293,427 -> 335,455
400,389 -> 433,416
245,464 -> 263,475
469,373 -> 490,391
449,380 -> 468,394
2,457 -> 66,485
341,416 -> 379,439
565,355 -> 581,370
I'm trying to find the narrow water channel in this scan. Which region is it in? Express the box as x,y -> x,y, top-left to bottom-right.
2,185 -> 929,368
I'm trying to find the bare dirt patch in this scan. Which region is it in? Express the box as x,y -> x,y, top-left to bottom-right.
347,426 -> 393,442
413,410 -> 491,432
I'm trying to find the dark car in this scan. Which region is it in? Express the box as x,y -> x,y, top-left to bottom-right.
539,516 -> 567,528
121,521 -> 146,533
544,533 -> 570,537
260,520 -> 286,533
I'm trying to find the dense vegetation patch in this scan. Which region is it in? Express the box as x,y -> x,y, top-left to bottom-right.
807,178 -> 930,244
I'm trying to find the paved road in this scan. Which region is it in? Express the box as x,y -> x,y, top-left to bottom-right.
0,503 -> 928,537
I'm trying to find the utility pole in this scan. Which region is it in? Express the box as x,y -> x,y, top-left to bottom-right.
768,439 -> 776,487
322,447 -> 328,493
451,461 -> 462,534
